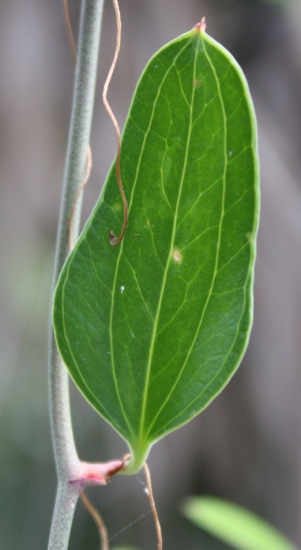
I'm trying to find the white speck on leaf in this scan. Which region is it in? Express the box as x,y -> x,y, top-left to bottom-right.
120,285 -> 125,294
228,150 -> 233,157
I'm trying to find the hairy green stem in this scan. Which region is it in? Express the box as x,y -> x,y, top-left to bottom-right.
48,483 -> 79,550
48,0 -> 104,548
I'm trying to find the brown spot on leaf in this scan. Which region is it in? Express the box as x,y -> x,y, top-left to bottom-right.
173,248 -> 182,263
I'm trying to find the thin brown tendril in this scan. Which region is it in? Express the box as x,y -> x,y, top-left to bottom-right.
103,0 -> 128,246
69,145 -> 92,250
63,0 -> 77,62
120,456 -> 162,549
121,453 -> 132,468
81,490 -> 109,550
144,462 -> 163,550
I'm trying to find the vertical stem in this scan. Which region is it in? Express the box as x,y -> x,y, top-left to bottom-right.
48,483 -> 79,550
48,0 -> 104,548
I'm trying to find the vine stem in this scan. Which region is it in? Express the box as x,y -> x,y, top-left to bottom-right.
47,1 -> 116,549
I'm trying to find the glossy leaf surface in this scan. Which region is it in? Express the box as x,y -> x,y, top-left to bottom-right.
53,24 -> 259,472
182,497 -> 298,550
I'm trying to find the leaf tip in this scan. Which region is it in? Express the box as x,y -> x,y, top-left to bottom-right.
194,17 -> 206,33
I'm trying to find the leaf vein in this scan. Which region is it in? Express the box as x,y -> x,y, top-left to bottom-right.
144,35 -> 229,440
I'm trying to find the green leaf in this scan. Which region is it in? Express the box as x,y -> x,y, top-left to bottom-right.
53,24 -> 259,473
182,496 -> 299,550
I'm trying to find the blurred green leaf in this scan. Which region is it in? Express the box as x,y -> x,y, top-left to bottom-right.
182,496 -> 299,550
53,25 -> 259,473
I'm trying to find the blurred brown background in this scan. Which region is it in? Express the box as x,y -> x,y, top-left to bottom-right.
1,0 -> 301,549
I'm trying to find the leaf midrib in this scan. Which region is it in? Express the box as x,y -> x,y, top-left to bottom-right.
142,35 -> 230,441
109,36 -> 195,441
137,31 -> 204,443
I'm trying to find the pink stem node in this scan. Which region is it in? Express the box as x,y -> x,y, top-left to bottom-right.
70,459 -> 125,489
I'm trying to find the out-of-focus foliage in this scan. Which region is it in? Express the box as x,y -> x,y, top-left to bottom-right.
183,496 -> 299,550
